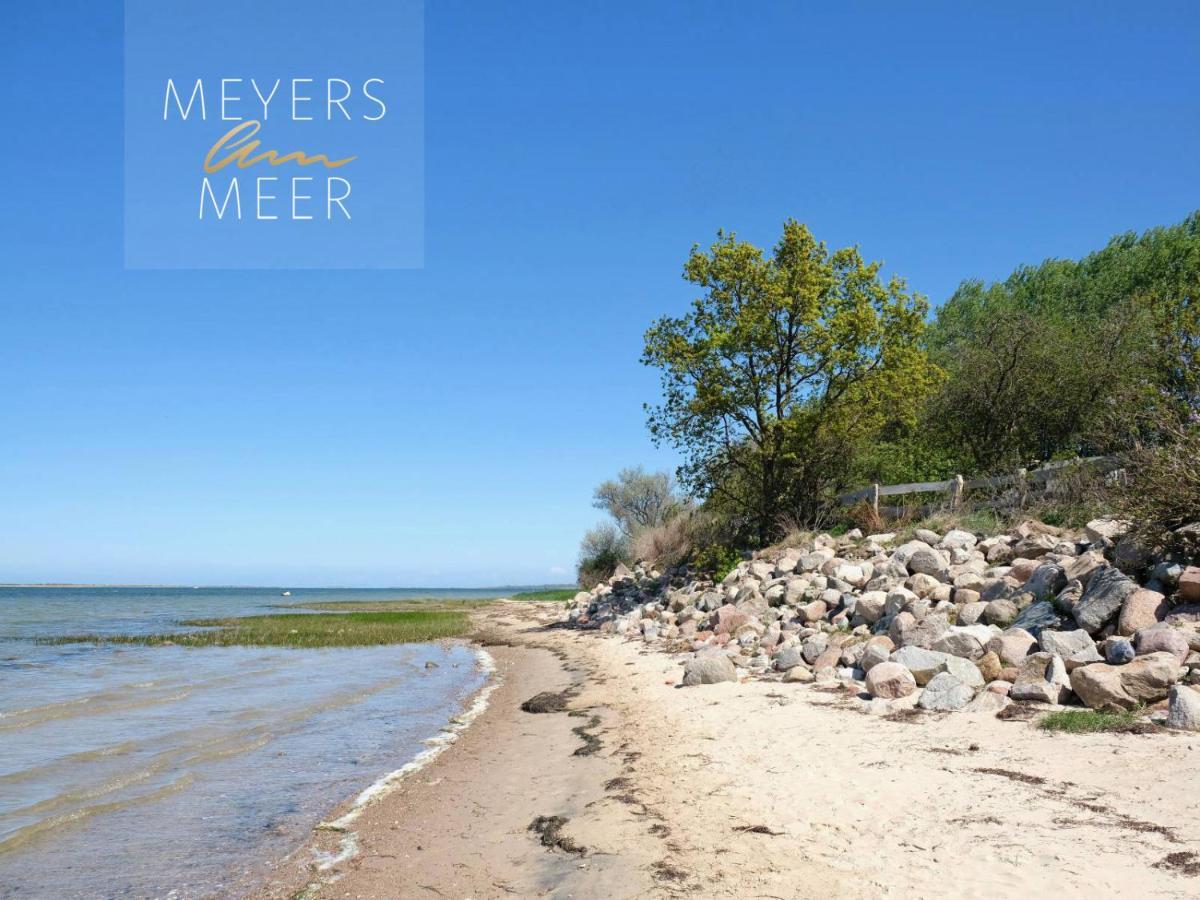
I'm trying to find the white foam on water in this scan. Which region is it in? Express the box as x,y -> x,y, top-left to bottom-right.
310,647 -> 500,873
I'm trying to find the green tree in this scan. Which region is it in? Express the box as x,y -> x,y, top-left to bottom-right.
642,220 -> 940,543
592,466 -> 684,537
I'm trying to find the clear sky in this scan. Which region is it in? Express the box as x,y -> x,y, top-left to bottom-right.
1,2 -> 1197,586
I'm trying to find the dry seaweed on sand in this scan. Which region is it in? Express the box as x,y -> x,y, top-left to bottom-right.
520,691 -> 571,714
528,815 -> 585,854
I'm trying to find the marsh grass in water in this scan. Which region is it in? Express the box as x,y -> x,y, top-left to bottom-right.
47,610 -> 471,648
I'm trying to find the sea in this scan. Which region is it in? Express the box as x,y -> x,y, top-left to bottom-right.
0,586 -> 510,898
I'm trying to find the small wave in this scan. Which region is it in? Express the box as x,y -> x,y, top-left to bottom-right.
0,773 -> 194,855
310,648 -> 499,875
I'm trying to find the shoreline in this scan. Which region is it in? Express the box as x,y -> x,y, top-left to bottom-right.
258,600 -> 1200,899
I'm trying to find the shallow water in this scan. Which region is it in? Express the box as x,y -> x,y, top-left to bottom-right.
0,587 -> 500,898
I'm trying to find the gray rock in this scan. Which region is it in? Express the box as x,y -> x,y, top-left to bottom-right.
1038,629 -> 1101,669
1166,685 -> 1200,731
890,645 -> 984,688
1073,566 -> 1137,634
681,654 -> 738,686
801,633 -> 829,664
773,646 -> 805,671
1009,652 -> 1071,704
982,598 -> 1018,627
1106,638 -> 1136,665
1010,600 -> 1064,637
914,528 -> 941,546
860,642 -> 891,673
899,613 -> 951,649
1024,563 -> 1067,602
918,672 -> 976,711
931,625 -> 993,661
958,601 -> 988,626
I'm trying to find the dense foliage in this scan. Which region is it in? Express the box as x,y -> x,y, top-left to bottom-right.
577,213 -> 1200,580
642,220 -> 940,543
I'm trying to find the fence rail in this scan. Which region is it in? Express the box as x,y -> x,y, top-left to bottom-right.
836,456 -> 1121,517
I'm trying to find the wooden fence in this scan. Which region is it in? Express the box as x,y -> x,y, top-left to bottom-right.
836,456 -> 1122,518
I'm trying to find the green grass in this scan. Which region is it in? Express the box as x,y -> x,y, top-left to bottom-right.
47,610 -> 472,649
277,599 -> 488,613
508,588 -> 579,602
1037,708 -> 1142,734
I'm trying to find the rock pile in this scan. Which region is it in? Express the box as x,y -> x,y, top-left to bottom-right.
565,518 -> 1200,728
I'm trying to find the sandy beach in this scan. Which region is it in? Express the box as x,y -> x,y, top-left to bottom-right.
258,599 -> 1200,899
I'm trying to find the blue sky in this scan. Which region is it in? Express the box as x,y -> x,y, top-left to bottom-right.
0,2 -> 1197,586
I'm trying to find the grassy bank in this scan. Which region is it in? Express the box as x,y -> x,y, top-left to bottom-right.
49,609 -> 472,649
508,588 -> 578,602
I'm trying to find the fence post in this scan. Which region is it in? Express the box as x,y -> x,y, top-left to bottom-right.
950,474 -> 964,509
870,483 -> 881,518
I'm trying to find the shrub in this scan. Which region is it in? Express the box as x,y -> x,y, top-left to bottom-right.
577,522 -> 629,588
629,512 -> 696,569
1119,424 -> 1200,561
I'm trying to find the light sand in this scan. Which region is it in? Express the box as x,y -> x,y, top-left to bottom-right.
261,601 -> 1200,899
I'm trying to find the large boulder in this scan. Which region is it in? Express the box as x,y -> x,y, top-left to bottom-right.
855,591 -> 888,624
1117,589 -> 1168,636
1180,567 -> 1200,604
1010,652 -> 1071,704
773,646 -> 806,671
931,625 -> 994,661
987,629 -> 1037,667
940,529 -> 978,551
918,672 -> 976,711
682,654 -> 738,686
893,541 -> 950,581
712,604 -> 750,635
865,662 -> 917,699
982,598 -> 1018,627
1073,567 -> 1138,634
891,646 -> 984,688
1085,517 -> 1129,546
1024,563 -> 1068,602
1064,551 -> 1107,588
1135,628 -> 1191,664
1166,685 -> 1200,731
1038,629 -> 1102,670
899,613 -> 951,649
1069,652 -> 1179,710
1011,600 -> 1065,637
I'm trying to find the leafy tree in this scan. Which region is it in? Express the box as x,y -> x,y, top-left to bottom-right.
642,220 -> 940,543
592,466 -> 684,537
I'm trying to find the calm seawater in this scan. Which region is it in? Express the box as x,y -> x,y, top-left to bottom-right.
0,586 -> 506,899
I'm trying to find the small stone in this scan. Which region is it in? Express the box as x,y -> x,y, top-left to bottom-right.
1105,638 -> 1136,665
